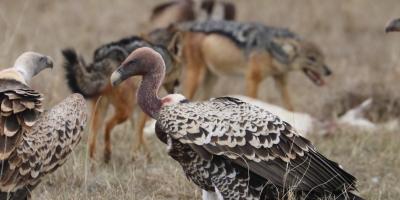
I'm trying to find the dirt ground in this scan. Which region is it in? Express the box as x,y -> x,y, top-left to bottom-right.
0,0 -> 399,199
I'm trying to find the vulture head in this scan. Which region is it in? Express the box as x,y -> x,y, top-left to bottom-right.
385,18 -> 400,33
110,47 -> 165,86
13,51 -> 53,83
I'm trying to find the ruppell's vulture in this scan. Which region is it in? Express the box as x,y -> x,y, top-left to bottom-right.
110,47 -> 363,200
0,52 -> 87,200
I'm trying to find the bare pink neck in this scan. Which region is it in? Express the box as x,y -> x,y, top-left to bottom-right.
137,73 -> 164,119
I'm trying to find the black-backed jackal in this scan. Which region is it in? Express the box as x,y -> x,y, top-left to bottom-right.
62,35 -> 181,162
149,0 -> 236,29
157,20 -> 331,110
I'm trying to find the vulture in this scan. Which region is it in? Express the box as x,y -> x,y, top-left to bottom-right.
385,18 -> 400,33
0,52 -> 87,200
110,47 -> 363,200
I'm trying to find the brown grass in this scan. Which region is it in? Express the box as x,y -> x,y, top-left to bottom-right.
1,0 -> 400,199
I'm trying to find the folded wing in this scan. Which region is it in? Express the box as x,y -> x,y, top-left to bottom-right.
0,93 -> 87,191
0,79 -> 43,161
158,97 -> 357,193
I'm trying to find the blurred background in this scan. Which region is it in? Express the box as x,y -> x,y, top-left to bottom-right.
0,0 -> 399,199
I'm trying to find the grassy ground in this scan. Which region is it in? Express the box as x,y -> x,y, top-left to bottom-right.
0,0 -> 400,199
33,128 -> 400,200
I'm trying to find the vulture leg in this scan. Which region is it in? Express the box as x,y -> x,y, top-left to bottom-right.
0,186 -> 31,200
201,190 -> 221,200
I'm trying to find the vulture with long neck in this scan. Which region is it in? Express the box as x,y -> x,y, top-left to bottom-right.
110,47 -> 363,200
0,52 -> 87,200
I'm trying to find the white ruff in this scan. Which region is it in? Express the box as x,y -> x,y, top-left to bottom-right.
161,94 -> 186,106
0,68 -> 26,84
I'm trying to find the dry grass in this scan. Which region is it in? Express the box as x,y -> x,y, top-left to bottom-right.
1,0 -> 400,199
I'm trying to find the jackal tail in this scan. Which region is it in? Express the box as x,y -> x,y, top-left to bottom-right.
62,48 -> 110,98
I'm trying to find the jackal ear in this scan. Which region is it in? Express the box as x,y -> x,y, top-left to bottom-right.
167,31 -> 183,60
139,31 -> 150,41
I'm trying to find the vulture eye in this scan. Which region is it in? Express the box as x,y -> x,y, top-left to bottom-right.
39,56 -> 47,63
308,56 -> 317,62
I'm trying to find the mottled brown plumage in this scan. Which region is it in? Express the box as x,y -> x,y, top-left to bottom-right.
111,48 -> 363,200
0,79 -> 43,161
0,52 -> 87,200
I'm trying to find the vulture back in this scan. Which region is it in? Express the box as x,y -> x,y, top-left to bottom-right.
0,79 -> 43,160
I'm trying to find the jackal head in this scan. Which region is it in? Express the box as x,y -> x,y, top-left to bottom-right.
144,26 -> 183,93
279,39 -> 331,86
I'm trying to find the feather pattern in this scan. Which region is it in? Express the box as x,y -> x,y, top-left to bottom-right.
0,79 -> 87,195
0,79 -> 43,161
155,126 -> 269,200
156,96 -> 361,199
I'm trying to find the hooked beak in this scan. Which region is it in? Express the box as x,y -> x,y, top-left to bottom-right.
45,56 -> 54,70
110,68 -> 123,87
110,55 -> 144,87
110,60 -> 137,87
385,18 -> 400,33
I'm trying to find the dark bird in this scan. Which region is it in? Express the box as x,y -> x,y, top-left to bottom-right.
385,18 -> 400,33
0,52 -> 87,200
110,47 -> 363,200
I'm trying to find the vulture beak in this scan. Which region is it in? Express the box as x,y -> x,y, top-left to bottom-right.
385,18 -> 400,33
110,60 -> 138,87
110,69 -> 123,87
111,47 -> 160,87
46,56 -> 54,69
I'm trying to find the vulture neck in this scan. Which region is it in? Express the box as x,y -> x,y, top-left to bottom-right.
13,64 -> 34,84
137,70 -> 164,119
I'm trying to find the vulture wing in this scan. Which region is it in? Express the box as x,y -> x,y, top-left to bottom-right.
0,79 -> 43,161
0,93 -> 87,191
158,97 -> 357,193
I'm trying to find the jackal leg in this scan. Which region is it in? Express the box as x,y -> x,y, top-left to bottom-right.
162,80 -> 180,94
183,34 -> 207,99
89,96 -> 109,160
184,64 -> 206,99
274,74 -> 294,111
104,107 -> 130,163
201,69 -> 218,99
246,53 -> 266,98
132,111 -> 150,160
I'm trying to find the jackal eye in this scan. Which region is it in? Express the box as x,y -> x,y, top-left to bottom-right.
307,56 -> 316,62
